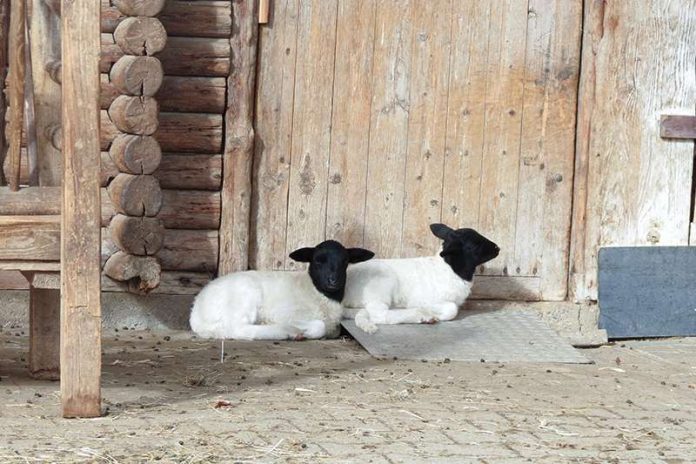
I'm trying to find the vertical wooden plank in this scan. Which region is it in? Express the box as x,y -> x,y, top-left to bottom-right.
218,0 -> 259,274
476,1 -> 529,275
441,1 -> 490,231
325,0 -> 376,246
401,0 -> 452,256
6,0 -> 26,191
29,285 -> 61,380
250,0 -> 299,270
515,0 -> 581,299
569,0 -> 604,301
284,0 -> 338,268
61,0 -> 102,418
363,0 -> 412,258
30,0 -> 63,186
0,0 -> 9,186
572,0 -> 696,301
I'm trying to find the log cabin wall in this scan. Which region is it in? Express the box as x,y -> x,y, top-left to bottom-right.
2,0 -> 229,294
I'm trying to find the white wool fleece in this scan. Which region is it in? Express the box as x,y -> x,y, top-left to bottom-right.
190,270 -> 342,340
342,254 -> 472,333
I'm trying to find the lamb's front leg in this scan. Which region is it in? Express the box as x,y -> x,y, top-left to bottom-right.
383,303 -> 458,324
354,302 -> 390,334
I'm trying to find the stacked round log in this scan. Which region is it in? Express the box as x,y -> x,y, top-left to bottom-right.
5,1 -> 229,295
103,1 -> 167,294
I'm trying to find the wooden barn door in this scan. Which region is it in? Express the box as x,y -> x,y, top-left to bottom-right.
251,1 -> 582,301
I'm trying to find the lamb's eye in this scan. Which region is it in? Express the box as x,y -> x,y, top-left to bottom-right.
315,256 -> 327,264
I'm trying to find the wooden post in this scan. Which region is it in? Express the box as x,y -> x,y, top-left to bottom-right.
60,0 -> 102,418
218,0 -> 258,274
0,1 -> 9,186
7,0 -> 26,191
27,280 -> 61,380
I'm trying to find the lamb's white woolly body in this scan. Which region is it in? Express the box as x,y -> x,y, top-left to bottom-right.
189,270 -> 343,340
342,255 -> 472,333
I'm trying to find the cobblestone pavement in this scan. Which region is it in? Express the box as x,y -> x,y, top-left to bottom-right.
1,327 -> 695,463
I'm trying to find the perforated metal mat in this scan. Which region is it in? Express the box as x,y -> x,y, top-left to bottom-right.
342,310 -> 591,364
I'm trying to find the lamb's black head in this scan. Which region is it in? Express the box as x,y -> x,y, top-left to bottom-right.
289,240 -> 374,302
430,223 -> 500,282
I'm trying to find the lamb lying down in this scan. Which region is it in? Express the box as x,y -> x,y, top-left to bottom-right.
189,240 -> 374,340
343,224 -> 500,333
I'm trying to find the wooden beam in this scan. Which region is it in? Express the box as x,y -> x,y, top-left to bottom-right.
60,0 -> 102,418
219,0 -> 258,274
660,115 -> 696,140
0,215 -> 61,260
6,0 -> 26,191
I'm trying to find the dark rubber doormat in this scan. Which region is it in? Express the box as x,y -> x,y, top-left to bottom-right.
342,310 -> 590,364
598,246 -> 696,339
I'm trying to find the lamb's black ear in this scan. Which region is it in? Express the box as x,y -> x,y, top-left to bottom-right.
430,223 -> 454,240
347,248 -> 374,264
289,247 -> 315,262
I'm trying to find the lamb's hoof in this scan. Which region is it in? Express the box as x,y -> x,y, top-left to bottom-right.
422,318 -> 439,325
294,334 -> 306,341
356,319 -> 378,334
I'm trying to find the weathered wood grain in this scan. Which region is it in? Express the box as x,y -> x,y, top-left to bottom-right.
107,173 -> 163,217
103,251 -> 161,294
522,0 -> 581,300
109,56 -> 164,96
477,1 -> 528,276
103,1 -> 231,38
101,74 -> 226,114
250,0 -> 299,270
401,0 -> 452,256
0,186 -> 61,214
109,214 -> 165,256
112,0 -> 166,17
284,0 -> 338,269
101,111 -> 223,154
11,150 -> 220,190
60,0 -> 102,418
441,1 -> 490,233
0,1 -> 9,185
0,215 -> 61,260
101,34 -> 230,77
103,189 -> 220,230
30,0 -> 63,186
108,95 -> 160,136
325,0 -> 375,247
28,286 -> 60,379
114,17 -> 167,56
6,0 -> 26,191
363,0 -> 412,259
218,0 -> 258,274
571,0 -> 696,301
108,134 -> 162,175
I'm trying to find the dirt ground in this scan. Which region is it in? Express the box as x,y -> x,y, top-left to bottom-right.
1,326 -> 695,464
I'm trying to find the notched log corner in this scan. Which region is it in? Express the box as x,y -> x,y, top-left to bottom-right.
104,250 -> 161,294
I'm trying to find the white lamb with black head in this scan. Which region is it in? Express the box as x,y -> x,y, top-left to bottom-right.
342,224 -> 500,333
189,240 -> 374,340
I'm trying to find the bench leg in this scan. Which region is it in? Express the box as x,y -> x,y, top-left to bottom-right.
29,286 -> 60,380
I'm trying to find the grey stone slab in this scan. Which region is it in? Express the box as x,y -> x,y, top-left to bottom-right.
598,246 -> 696,339
342,310 -> 591,364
